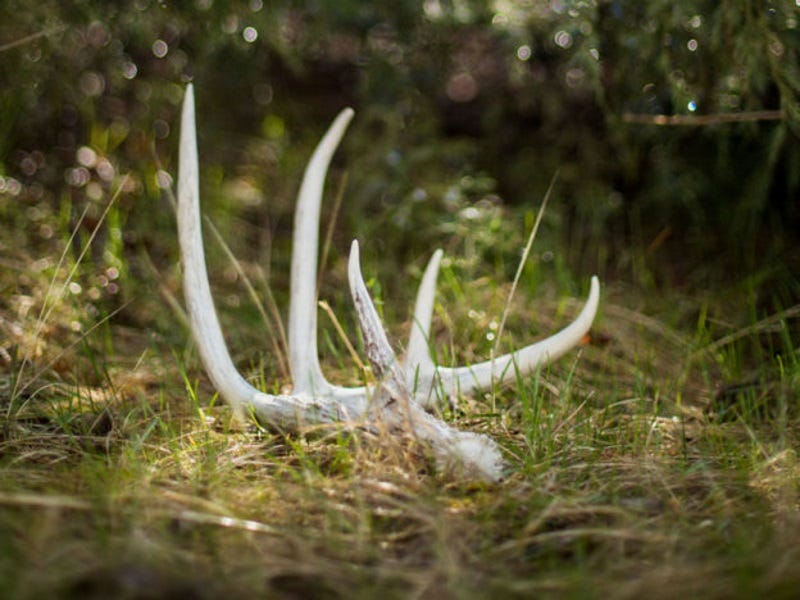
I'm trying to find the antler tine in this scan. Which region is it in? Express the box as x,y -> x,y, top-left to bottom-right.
348,241 -> 506,482
178,83 -> 256,418
404,253 -> 600,408
289,107 -> 359,398
347,240 -> 404,386
178,84 -> 366,427
434,275 -> 600,396
404,249 -> 442,381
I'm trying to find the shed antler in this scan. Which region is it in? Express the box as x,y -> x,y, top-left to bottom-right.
283,94 -> 599,410
177,83 -> 600,481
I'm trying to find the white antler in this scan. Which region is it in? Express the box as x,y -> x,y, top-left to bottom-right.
348,241 -> 506,481
285,101 -> 600,410
177,83 -> 599,480
178,84 -> 506,480
405,257 -> 600,407
288,107 -> 361,400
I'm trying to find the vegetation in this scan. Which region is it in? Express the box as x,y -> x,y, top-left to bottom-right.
1,1 -> 798,597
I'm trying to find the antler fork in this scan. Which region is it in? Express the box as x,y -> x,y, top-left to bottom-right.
178,85 -> 366,426
284,95 -> 600,410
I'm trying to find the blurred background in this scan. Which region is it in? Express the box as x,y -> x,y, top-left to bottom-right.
1,0 -> 798,347
2,5 -> 800,595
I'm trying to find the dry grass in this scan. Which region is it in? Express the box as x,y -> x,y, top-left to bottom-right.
1,221 -> 799,599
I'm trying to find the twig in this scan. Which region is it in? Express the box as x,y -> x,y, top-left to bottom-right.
0,25 -> 66,53
318,300 -> 368,376
317,170 -> 349,293
0,491 -> 90,510
622,110 -> 784,126
0,492 -> 281,535
204,216 -> 291,380
691,303 -> 800,360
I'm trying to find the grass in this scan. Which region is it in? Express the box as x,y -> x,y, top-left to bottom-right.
1,186 -> 799,600
1,84 -> 798,595
1,7 -> 798,594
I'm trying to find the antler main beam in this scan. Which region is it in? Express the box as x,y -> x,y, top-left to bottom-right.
405,256 -> 600,406
177,83 -> 600,481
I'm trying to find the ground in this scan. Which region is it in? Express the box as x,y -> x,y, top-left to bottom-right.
1,212 -> 798,598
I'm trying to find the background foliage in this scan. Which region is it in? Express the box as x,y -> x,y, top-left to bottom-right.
2,0 -> 799,299
2,2 -> 800,597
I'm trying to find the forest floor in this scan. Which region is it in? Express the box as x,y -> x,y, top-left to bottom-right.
1,204 -> 799,599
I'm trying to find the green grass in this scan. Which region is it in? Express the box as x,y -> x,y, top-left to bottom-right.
1,5 -> 798,595
1,195 -> 799,599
